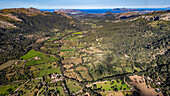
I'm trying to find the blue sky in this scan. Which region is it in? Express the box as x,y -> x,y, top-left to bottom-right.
0,0 -> 170,9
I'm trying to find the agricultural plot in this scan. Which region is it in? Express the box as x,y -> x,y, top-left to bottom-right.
112,66 -> 123,74
25,55 -> 58,66
62,58 -> 82,65
134,67 -> 142,72
60,49 -> 74,52
36,37 -> 51,43
31,62 -> 57,70
63,64 -> 74,69
0,84 -> 18,95
91,80 -> 130,91
65,79 -> 82,94
72,32 -> 83,35
21,50 -> 59,66
65,71 -> 83,81
56,86 -> 65,96
18,80 -> 40,96
20,50 -> 43,60
48,37 -> 60,41
0,60 -> 18,70
100,91 -> 124,96
124,67 -> 133,73
38,67 -> 60,77
44,42 -> 59,47
76,66 -> 93,81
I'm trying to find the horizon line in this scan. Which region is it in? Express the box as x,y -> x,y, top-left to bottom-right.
0,7 -> 169,10
0,6 -> 170,10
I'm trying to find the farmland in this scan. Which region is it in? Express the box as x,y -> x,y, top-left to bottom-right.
20,49 -> 59,66
0,8 -> 169,96
38,68 -> 61,77
0,84 -> 18,95
90,80 -> 130,91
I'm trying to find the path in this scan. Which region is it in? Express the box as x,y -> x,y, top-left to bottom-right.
13,79 -> 30,93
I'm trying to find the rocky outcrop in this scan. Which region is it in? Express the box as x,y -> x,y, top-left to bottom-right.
0,13 -> 22,21
160,13 -> 170,21
0,20 -> 17,28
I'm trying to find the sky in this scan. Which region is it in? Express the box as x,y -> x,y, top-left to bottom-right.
0,0 -> 170,9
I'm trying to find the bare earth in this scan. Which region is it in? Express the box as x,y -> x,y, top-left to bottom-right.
129,75 -> 163,96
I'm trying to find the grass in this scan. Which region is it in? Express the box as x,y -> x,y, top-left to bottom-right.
60,49 -> 74,52
76,66 -> 93,81
72,32 -> 82,35
64,36 -> 75,40
44,42 -> 59,46
124,67 -> 133,73
112,66 -> 123,74
91,80 -> 130,91
66,79 -> 82,94
100,91 -> 124,96
18,81 -> 38,96
0,84 -> 18,95
25,55 -> 58,66
48,37 -> 59,41
38,67 -> 61,77
57,87 -> 65,96
20,49 -> 43,60
33,62 -> 56,70
134,67 -> 142,72
0,60 -> 18,70
21,50 -> 59,66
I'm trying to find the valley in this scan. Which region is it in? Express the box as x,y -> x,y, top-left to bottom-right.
0,8 -> 169,96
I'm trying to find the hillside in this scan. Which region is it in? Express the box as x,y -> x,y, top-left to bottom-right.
0,7 -> 80,65
0,8 -> 169,96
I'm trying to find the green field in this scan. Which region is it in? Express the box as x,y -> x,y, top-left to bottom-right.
134,67 -> 142,72
57,87 -> 65,96
20,50 -> 44,60
66,79 -> 82,94
33,62 -> 56,70
72,32 -> 82,35
48,37 -> 59,41
21,50 -> 59,66
91,80 -> 130,91
60,49 -> 74,52
0,84 -> 18,95
25,55 -> 58,66
38,67 -> 61,77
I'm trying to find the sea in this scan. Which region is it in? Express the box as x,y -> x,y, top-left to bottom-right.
40,8 -> 170,14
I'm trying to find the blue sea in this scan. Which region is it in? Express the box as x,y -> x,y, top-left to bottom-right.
40,8 -> 169,14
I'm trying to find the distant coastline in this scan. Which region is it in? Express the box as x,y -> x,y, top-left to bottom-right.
40,8 -> 169,14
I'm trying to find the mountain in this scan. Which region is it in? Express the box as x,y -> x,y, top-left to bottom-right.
54,9 -> 84,14
104,11 -> 115,16
116,12 -> 141,19
0,7 -> 79,65
112,8 -> 138,11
